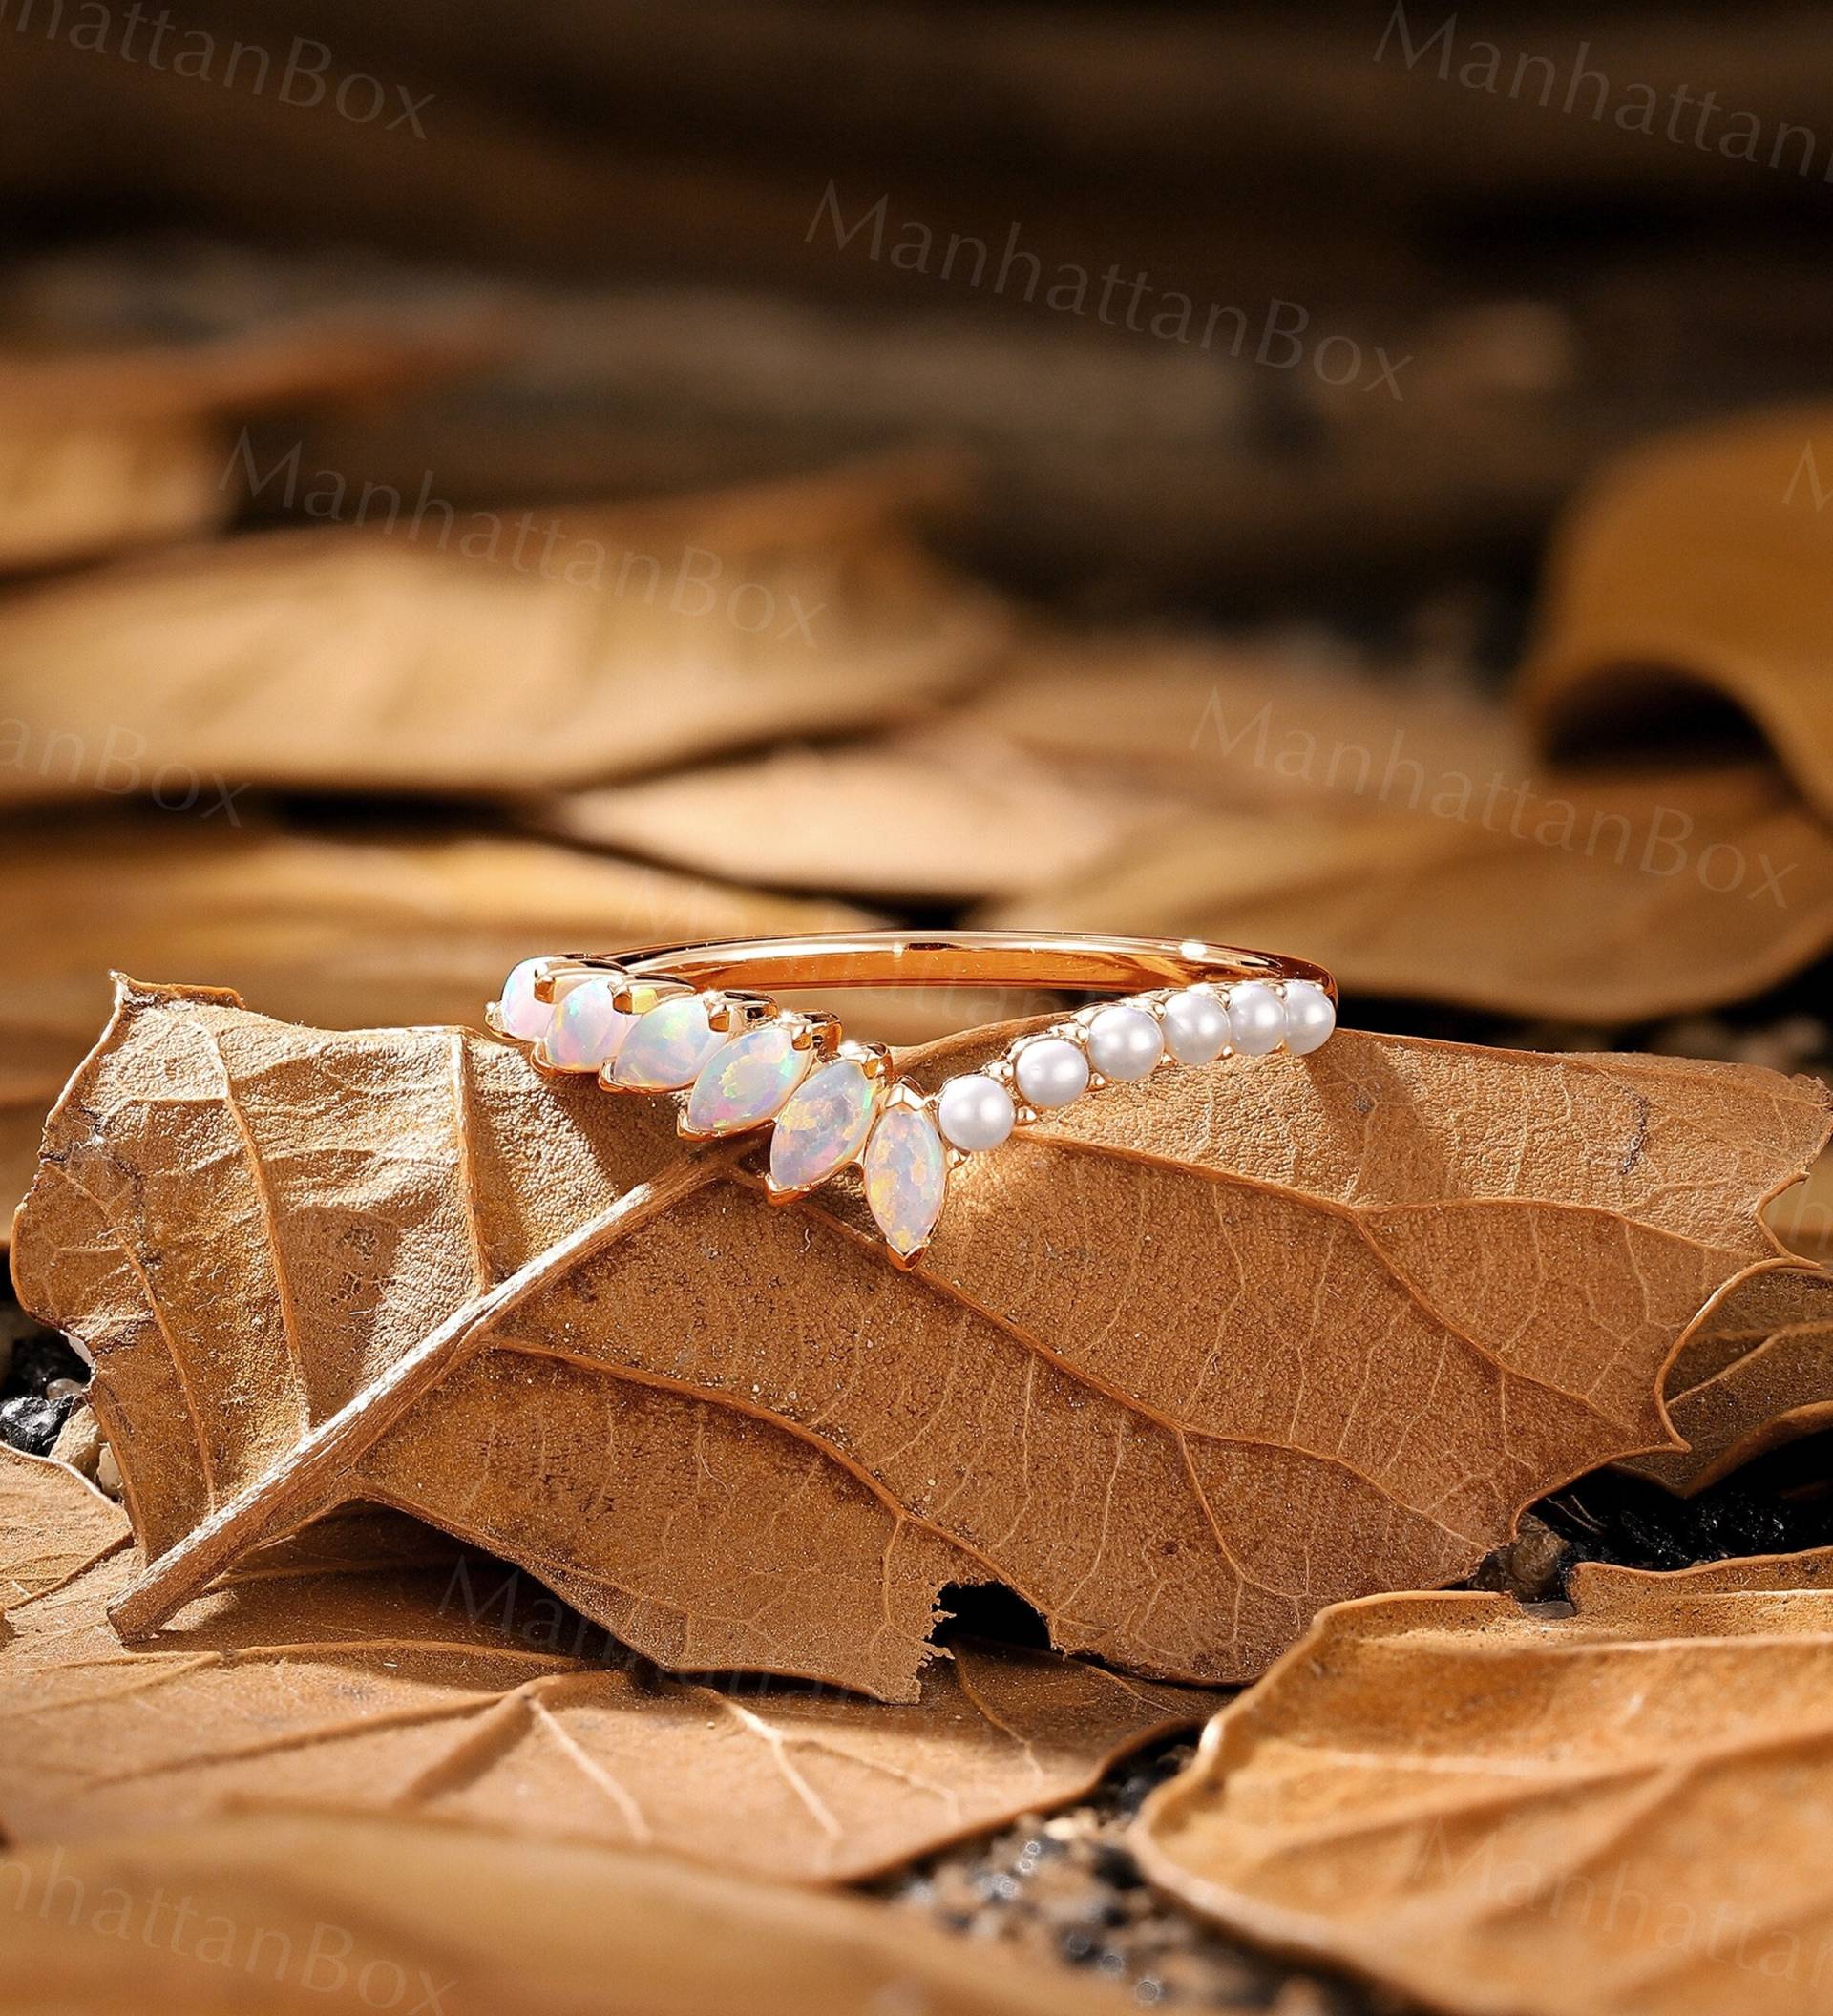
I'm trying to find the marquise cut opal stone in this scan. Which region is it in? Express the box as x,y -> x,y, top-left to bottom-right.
769,1059 -> 878,1192
542,976 -> 635,1072
685,1022 -> 812,1135
864,1104 -> 946,1258
612,993 -> 730,1089
497,958 -> 555,1040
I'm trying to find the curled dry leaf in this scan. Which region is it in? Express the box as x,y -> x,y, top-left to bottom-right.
1524,406 -> 1833,821
11,982 -> 1826,1701
0,811 -> 871,1241
1619,1266 -> 1833,1495
0,314 -> 504,572
530,726 -> 1165,903
981,764 -> 1833,1021
0,1814 -> 1123,2016
1134,1550 -> 1833,2016
1767,1144 -> 1833,1267
0,469 -> 1006,805
0,1453 -> 1212,1883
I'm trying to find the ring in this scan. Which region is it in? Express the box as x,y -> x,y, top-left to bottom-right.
487,932 -> 1338,1270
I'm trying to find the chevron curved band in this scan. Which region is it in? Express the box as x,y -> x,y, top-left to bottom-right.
488,931 -> 1338,1270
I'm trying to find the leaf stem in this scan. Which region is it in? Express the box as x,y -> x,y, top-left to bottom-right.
108,1158 -> 716,1639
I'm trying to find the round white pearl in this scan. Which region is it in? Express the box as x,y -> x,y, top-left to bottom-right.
1282,981 -> 1338,1055
1228,981 -> 1287,1057
1014,1036 -> 1090,1110
1161,987 -> 1230,1064
1085,1003 -> 1163,1082
937,1073 -> 1016,1152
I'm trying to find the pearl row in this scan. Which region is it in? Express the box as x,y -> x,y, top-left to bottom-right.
490,960 -> 1335,1270
932,979 -> 1335,1154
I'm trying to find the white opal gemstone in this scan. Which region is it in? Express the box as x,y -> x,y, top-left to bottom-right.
936,1073 -> 1014,1152
864,1104 -> 947,1259
1161,987 -> 1230,1064
1282,981 -> 1338,1056
685,1022 -> 812,1135
612,993 -> 730,1089
769,1058 -> 879,1192
1228,981 -> 1287,1057
1085,1003 -> 1163,1082
1014,1036 -> 1089,1110
541,976 -> 635,1072
497,957 -> 556,1040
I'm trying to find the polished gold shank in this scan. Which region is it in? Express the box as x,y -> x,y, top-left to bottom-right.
607,931 -> 1335,999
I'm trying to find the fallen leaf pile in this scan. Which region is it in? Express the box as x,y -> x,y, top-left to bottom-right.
984,756 -> 1833,1023
0,310 -> 502,571
10,979 -> 1825,1701
0,1447 -> 1211,1883
957,415 -> 1833,1026
0,467 -> 1004,804
1135,1549 -> 1833,2016
0,432 -> 1005,1232
9,262 -> 1833,2016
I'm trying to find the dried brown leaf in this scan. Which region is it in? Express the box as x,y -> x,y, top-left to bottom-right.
531,726 -> 1164,902
0,1813 -> 1119,2016
0,317 -> 501,572
1524,405 -> 1833,820
0,419 -> 230,573
0,812 -> 871,1241
0,471 -> 1005,804
0,1447 -> 129,1608
0,1453 -> 1210,1883
981,764 -> 1833,1021
12,982 -> 1824,1701
1135,1550 -> 1833,2016
1619,1266 -> 1833,1494
961,633 -> 1524,808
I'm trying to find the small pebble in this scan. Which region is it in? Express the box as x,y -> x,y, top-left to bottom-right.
1469,1513 -> 1572,1603
50,1404 -> 104,1480
0,1393 -> 74,1457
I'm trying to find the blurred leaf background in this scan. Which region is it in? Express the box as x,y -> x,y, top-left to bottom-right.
5,0 -> 1833,1240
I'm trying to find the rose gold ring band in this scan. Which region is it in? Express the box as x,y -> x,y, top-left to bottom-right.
615,930 -> 1336,1000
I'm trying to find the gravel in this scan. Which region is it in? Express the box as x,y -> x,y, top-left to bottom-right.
0,1312 -> 89,1457
879,1744 -> 1388,2012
